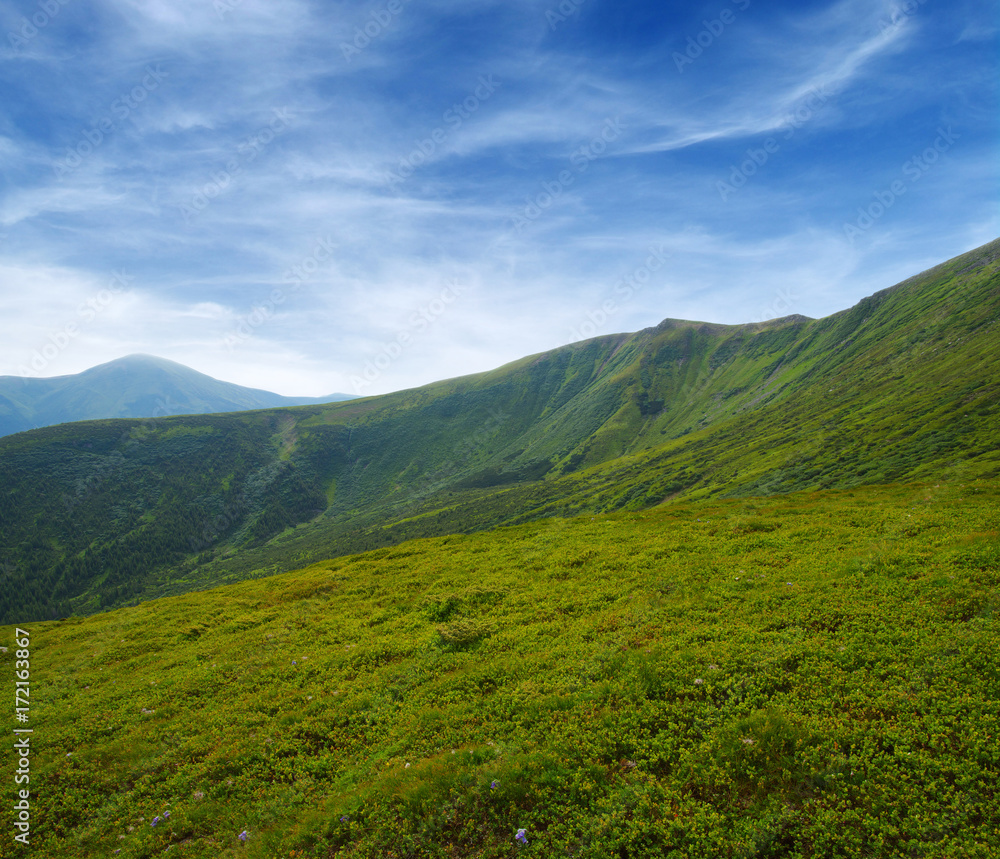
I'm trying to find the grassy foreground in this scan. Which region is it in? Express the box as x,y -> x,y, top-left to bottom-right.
2,480 -> 999,858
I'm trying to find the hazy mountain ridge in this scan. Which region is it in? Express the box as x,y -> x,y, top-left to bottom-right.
1,239 -> 998,623
0,353 -> 355,437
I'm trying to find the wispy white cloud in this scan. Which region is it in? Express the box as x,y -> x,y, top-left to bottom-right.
0,184 -> 127,228
0,0 -> 995,395
626,0 -> 915,155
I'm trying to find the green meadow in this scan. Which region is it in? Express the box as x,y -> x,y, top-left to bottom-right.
3,479 -> 998,857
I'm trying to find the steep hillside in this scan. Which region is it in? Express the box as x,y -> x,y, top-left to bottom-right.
0,354 -> 354,438
1,240 -> 998,623
1,481 -> 997,857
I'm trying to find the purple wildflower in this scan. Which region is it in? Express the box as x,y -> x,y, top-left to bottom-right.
515,828 -> 528,845
238,830 -> 248,843
490,780 -> 498,790
151,817 -> 160,827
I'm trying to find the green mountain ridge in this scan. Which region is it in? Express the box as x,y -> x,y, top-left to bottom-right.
1,240 -> 999,857
1,239 -> 998,623
0,353 -> 355,438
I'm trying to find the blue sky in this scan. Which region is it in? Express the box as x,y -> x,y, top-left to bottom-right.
1,0 -> 997,397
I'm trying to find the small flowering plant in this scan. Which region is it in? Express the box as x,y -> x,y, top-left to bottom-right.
515,828 -> 528,845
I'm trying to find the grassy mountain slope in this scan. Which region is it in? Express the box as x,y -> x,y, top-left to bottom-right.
1,240 -> 998,623
1,480 -> 997,857
0,354 -> 354,438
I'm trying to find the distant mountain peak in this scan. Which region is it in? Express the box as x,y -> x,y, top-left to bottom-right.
0,357 -> 356,437
105,353 -> 183,365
